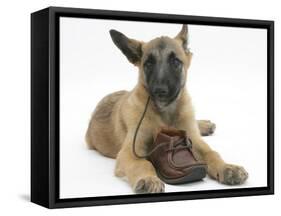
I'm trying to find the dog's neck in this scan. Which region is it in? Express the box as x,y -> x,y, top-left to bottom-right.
152,96 -> 178,113
155,99 -> 178,125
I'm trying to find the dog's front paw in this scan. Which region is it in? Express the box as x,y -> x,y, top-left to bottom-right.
198,120 -> 216,136
134,176 -> 165,193
220,164 -> 248,185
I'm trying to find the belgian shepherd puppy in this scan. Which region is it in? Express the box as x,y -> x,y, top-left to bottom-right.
86,25 -> 248,193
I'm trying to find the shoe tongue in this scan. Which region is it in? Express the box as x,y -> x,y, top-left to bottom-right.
153,128 -> 186,147
173,136 -> 186,147
163,128 -> 186,137
155,132 -> 171,144
154,133 -> 183,145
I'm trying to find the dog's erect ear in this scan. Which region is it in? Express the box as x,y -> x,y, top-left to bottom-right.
175,24 -> 189,51
109,29 -> 142,65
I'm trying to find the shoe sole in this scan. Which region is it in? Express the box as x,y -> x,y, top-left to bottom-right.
156,165 -> 207,185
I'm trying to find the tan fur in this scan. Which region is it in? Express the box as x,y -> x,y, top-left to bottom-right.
86,25 -> 248,193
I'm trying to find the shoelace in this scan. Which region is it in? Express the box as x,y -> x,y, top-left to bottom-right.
166,137 -> 192,152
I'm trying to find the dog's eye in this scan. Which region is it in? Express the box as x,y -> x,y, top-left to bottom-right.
169,52 -> 182,69
171,57 -> 182,68
144,61 -> 153,68
144,59 -> 154,70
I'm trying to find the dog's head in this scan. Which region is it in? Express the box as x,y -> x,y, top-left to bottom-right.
110,25 -> 192,108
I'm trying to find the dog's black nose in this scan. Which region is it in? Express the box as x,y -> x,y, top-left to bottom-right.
153,85 -> 169,98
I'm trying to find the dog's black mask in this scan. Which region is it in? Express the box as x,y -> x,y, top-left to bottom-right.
143,46 -> 183,108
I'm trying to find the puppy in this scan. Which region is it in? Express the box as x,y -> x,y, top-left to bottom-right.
86,25 -> 248,193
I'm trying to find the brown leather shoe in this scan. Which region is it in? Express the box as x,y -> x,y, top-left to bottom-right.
148,127 -> 207,184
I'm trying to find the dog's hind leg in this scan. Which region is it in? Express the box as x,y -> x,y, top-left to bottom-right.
197,120 -> 216,136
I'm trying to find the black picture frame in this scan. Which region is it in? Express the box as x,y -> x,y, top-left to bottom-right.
31,6 -> 274,209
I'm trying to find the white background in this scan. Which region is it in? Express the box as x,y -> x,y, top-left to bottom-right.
0,0 -> 280,215
60,18 -> 267,198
